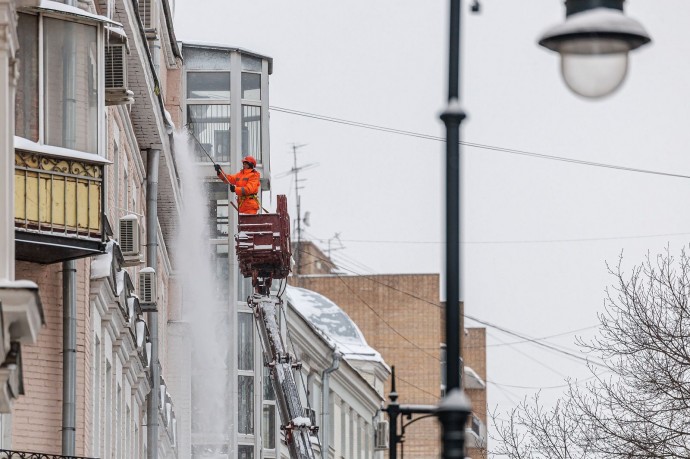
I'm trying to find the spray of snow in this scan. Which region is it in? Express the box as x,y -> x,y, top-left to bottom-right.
174,132 -> 232,449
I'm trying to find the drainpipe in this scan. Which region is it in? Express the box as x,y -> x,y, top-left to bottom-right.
61,0 -> 77,454
61,260 -> 77,455
321,350 -> 341,455
146,148 -> 160,459
151,35 -> 161,78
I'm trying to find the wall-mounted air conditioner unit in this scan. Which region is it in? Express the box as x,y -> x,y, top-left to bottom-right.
105,44 -> 134,105
139,267 -> 157,310
374,420 -> 389,450
138,0 -> 157,30
119,215 -> 142,266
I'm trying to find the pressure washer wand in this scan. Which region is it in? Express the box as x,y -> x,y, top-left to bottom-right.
185,123 -> 219,166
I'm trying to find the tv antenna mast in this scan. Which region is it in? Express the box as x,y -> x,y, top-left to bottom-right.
283,143 -> 319,277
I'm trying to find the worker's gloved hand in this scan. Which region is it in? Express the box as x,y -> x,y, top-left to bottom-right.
229,184 -> 236,192
214,164 -> 222,174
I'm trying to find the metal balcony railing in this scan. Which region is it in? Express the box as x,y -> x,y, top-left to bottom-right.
0,450 -> 98,459
14,150 -> 104,239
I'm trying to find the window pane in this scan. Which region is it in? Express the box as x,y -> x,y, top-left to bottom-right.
187,72 -> 231,100
206,182 -> 228,238
15,13 -> 39,141
188,104 -> 230,163
263,366 -> 275,400
241,105 -> 261,163
237,270 -> 253,302
238,313 -> 254,370
262,405 -> 276,449
238,444 -> 254,459
241,55 -> 262,72
44,18 -> 98,153
214,244 -> 229,298
238,375 -> 254,434
241,73 -> 261,100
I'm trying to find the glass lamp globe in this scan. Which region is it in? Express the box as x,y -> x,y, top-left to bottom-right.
539,7 -> 651,99
559,37 -> 630,98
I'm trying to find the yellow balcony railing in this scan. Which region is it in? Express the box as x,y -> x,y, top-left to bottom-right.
14,150 -> 103,239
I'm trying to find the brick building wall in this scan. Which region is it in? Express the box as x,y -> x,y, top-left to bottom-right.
12,258 -> 92,456
465,328 -> 487,459
295,274 -> 443,458
295,273 -> 487,459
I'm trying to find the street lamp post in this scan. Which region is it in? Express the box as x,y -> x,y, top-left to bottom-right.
438,0 -> 472,458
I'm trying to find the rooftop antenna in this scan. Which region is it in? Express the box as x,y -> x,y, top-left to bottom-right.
286,143 -> 318,278
327,232 -> 345,259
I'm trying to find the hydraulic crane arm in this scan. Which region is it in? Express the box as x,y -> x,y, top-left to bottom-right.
235,195 -> 317,459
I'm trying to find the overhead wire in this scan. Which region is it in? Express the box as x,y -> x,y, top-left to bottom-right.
296,247 -> 607,369
326,271 -> 441,362
307,233 -> 690,246
270,106 -> 690,180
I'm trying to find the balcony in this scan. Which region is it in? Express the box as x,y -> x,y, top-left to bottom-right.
14,145 -> 108,264
0,451 -> 98,458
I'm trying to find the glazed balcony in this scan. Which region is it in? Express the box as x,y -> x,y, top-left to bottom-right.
14,148 -> 108,264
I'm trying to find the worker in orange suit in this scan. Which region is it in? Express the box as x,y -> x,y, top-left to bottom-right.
214,156 -> 261,214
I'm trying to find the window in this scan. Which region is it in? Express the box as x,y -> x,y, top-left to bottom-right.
116,384 -> 122,457
237,313 -> 254,371
262,365 -> 276,449
44,18 -> 99,152
188,104 -> 231,162
206,182 -> 229,238
242,105 -> 261,161
213,244 -> 229,297
16,13 -> 100,153
261,404 -> 276,449
92,337 -> 101,454
238,444 -> 254,459
238,375 -> 254,434
105,361 -> 112,456
15,14 -> 39,142
241,73 -> 261,100
188,72 -> 231,99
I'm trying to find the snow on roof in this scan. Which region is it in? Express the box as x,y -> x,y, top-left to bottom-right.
285,285 -> 383,363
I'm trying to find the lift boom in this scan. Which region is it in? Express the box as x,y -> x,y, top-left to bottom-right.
236,195 -> 317,459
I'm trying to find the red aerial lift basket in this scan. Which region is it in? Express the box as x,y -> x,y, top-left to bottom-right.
236,194 -> 292,281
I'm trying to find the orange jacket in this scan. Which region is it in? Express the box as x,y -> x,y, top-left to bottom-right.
218,168 -> 261,214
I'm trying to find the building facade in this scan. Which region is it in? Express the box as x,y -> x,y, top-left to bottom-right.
285,285 -> 390,459
0,0 -> 45,450
8,0 -> 183,456
292,246 -> 488,459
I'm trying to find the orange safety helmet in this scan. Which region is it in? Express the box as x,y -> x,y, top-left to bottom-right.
242,156 -> 257,167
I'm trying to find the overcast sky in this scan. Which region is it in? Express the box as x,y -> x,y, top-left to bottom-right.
174,0 -> 690,445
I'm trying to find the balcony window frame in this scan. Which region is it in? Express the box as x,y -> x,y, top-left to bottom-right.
183,49 -> 269,168
15,9 -> 107,159
185,70 -> 232,164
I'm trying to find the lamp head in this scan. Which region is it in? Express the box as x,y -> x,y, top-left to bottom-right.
539,6 -> 651,98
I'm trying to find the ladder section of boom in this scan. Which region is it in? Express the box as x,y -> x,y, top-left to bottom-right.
251,294 -> 316,459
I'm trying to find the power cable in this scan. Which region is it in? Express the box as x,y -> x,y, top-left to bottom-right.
297,247 -> 607,369
329,272 -> 441,362
394,374 -> 443,400
465,325 -> 599,348
487,331 -> 569,379
270,106 -> 690,180
487,373 -> 605,391
309,233 -> 690,246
